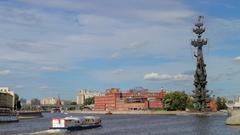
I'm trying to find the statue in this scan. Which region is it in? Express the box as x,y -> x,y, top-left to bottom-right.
191,16 -> 210,111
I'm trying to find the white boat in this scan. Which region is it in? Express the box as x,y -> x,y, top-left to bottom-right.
0,108 -> 18,123
49,116 -> 101,131
226,97 -> 240,116
225,97 -> 240,125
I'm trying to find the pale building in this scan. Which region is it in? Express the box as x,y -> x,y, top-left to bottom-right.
41,97 -> 57,105
76,89 -> 103,105
0,87 -> 15,109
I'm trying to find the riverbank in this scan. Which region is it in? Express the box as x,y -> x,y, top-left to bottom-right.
68,110 -> 225,116
18,111 -> 43,119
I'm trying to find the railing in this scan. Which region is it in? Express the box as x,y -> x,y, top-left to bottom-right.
0,112 -> 18,116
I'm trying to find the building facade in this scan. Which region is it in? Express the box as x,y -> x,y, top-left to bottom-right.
94,88 -> 166,111
76,89 -> 103,105
40,97 -> 64,106
0,87 -> 15,110
41,97 -> 57,105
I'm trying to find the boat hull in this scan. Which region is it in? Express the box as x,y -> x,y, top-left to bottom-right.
50,124 -> 101,131
0,115 -> 19,123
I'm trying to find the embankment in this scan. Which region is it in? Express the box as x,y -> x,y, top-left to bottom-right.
18,111 -> 43,119
68,110 -> 225,116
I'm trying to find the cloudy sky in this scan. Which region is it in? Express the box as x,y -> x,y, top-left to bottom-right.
0,0 -> 239,100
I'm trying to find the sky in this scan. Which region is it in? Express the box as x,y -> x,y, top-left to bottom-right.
0,0 -> 240,100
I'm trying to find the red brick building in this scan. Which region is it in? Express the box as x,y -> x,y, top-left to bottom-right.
208,100 -> 218,112
94,88 -> 166,111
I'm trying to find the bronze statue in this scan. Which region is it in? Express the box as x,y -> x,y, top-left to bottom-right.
191,16 -> 210,111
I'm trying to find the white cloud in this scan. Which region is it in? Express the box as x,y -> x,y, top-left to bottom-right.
19,0 -> 94,11
173,74 -> 193,81
135,9 -> 195,23
40,85 -> 49,89
41,66 -> 64,72
144,72 -> 192,82
0,69 -> 11,75
77,14 -> 121,29
112,69 -> 125,75
209,18 -> 240,31
16,85 -> 24,88
144,72 -> 171,81
111,52 -> 121,59
127,41 -> 147,49
233,56 -> 240,62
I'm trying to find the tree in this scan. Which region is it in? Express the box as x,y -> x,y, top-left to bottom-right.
186,97 -> 194,110
70,102 -> 77,105
163,91 -> 188,111
14,94 -> 21,110
84,97 -> 94,105
216,97 -> 227,110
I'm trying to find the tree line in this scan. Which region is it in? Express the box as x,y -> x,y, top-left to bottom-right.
163,91 -> 227,111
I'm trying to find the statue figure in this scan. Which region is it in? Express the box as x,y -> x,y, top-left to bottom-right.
191,16 -> 210,111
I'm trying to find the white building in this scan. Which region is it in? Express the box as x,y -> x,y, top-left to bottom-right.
41,97 -> 57,105
0,87 -> 15,109
76,89 -> 103,105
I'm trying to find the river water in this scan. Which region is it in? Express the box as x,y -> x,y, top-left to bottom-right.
0,113 -> 240,135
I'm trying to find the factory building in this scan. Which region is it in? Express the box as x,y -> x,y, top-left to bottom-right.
94,88 -> 166,111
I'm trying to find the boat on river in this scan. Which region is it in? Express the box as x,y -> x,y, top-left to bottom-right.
50,116 -> 101,131
0,87 -> 18,123
0,108 -> 18,123
225,97 -> 240,125
51,108 -> 62,113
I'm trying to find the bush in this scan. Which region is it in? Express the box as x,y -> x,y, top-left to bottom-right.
216,97 -> 227,110
84,97 -> 94,105
163,91 -> 188,111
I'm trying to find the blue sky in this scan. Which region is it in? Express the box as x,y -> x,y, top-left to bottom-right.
0,0 -> 239,100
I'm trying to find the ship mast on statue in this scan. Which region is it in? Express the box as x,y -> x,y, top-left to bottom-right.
191,16 -> 210,112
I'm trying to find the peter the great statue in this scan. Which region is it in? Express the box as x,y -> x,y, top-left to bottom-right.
191,16 -> 210,112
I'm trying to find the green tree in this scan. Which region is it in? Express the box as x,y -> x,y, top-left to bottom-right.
186,96 -> 194,110
14,94 -> 21,110
163,91 -> 188,111
216,97 -> 227,110
84,97 -> 94,105
70,101 -> 77,105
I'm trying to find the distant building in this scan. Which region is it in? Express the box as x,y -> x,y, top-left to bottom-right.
27,98 -> 40,106
56,97 -> 62,106
41,97 -> 57,105
0,87 -> 15,110
76,89 -> 103,105
94,88 -> 167,111
209,100 -> 218,112
40,97 -> 65,106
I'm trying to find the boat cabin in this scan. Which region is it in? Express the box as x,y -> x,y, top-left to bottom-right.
51,116 -> 101,129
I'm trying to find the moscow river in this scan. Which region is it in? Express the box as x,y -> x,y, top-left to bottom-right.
0,113 -> 240,135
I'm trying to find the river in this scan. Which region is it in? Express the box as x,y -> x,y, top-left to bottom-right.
0,113 -> 240,135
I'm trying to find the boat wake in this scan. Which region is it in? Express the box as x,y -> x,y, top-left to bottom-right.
17,129 -> 65,135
